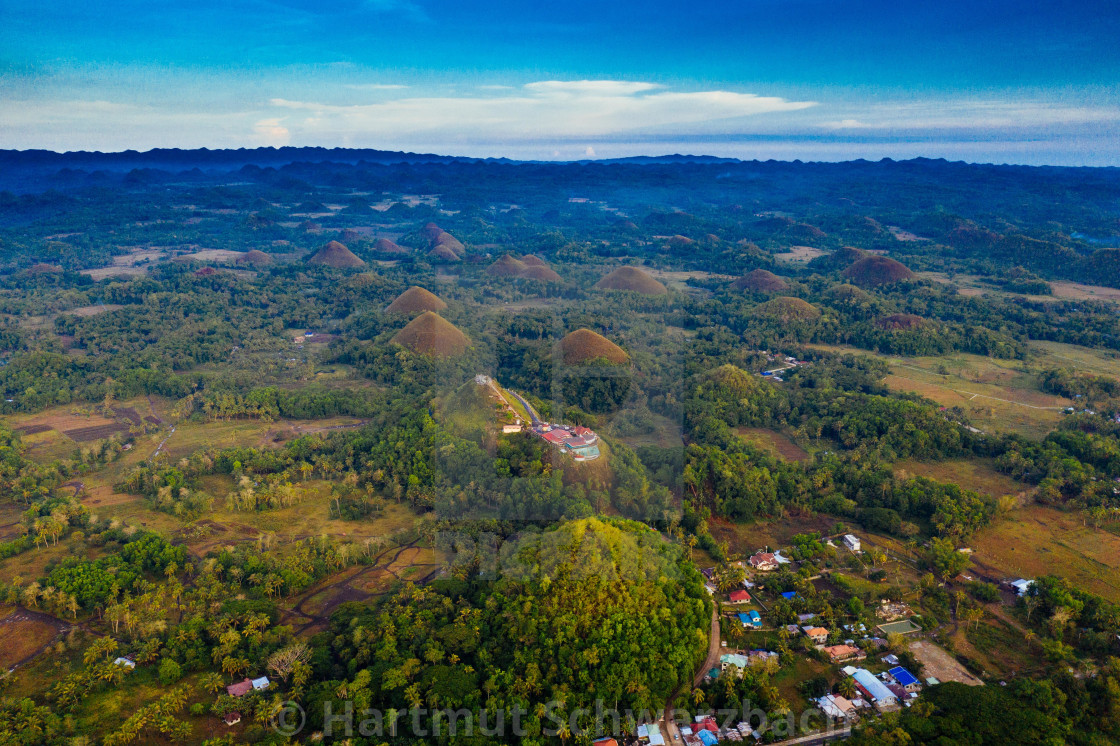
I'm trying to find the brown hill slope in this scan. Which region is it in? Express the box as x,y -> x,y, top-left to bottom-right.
490,255 -> 528,276
842,256 -> 915,286
559,329 -> 629,365
876,313 -> 926,330
751,296 -> 822,323
434,232 -> 465,255
374,238 -> 408,254
594,266 -> 668,295
520,264 -> 563,282
733,269 -> 790,293
520,254 -> 548,267
391,312 -> 470,357
420,222 -> 445,243
386,286 -> 448,314
238,249 -> 274,266
428,245 -> 461,261
308,240 -> 365,268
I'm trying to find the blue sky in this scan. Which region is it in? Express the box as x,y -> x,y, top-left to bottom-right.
2,0 -> 1119,164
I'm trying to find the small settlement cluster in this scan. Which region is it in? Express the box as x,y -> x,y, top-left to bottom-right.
691,533 -> 933,738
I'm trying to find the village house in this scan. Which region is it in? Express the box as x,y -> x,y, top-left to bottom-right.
223,712 -> 241,726
843,534 -> 861,552
727,589 -> 751,604
817,694 -> 857,721
824,644 -> 866,663
888,666 -> 922,693
112,657 -> 136,669
802,626 -> 830,644
748,552 -> 779,572
226,676 -> 270,698
738,610 -> 762,628
852,668 -> 899,710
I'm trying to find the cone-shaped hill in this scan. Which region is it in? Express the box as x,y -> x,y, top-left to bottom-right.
520,264 -> 563,282
876,313 -> 927,330
420,222 -> 445,243
391,312 -> 470,357
809,246 -> 869,273
733,269 -> 789,293
490,255 -> 528,276
238,249 -> 274,266
842,256 -> 915,286
824,283 -> 874,305
559,329 -> 629,366
490,254 -> 563,282
428,245 -> 461,261
594,266 -> 668,295
433,232 -> 465,255
520,254 -> 548,267
386,286 -> 447,314
308,240 -> 365,268
374,238 -> 408,254
751,296 -> 822,323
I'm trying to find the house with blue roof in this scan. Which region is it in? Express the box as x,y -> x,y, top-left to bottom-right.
738,610 -> 762,628
780,591 -> 797,600
888,666 -> 922,693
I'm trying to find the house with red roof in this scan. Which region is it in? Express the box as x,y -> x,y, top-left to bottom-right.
728,589 -> 751,604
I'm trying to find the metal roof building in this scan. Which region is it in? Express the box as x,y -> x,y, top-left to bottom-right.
852,668 -> 898,707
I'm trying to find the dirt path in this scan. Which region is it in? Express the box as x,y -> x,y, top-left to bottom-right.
281,539 -> 442,635
661,604 -> 720,744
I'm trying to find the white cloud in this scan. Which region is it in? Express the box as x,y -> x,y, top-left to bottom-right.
523,80 -> 662,96
253,118 -> 290,145
819,101 -> 1120,130
267,80 -> 817,141
584,146 -> 596,157
344,83 -> 410,91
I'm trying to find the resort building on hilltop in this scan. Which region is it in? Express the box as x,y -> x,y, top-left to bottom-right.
533,422 -> 601,461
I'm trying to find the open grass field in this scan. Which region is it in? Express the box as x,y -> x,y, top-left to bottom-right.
0,606 -> 65,670
893,459 -> 1029,500
68,303 -> 125,317
709,512 -> 840,557
908,640 -> 984,686
1048,280 -> 1120,304
772,245 -> 826,264
644,268 -> 733,292
970,503 -> 1120,603
1029,340 -> 1120,380
806,343 -> 1072,439
173,248 -> 244,263
736,427 -> 810,462
957,615 -> 1041,678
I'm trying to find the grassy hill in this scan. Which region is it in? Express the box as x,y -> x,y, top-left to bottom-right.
308,240 -> 365,268
559,328 -> 630,365
843,255 -> 916,286
594,266 -> 668,295
752,296 -> 822,322
386,285 -> 448,314
732,269 -> 790,292
391,311 -> 470,356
